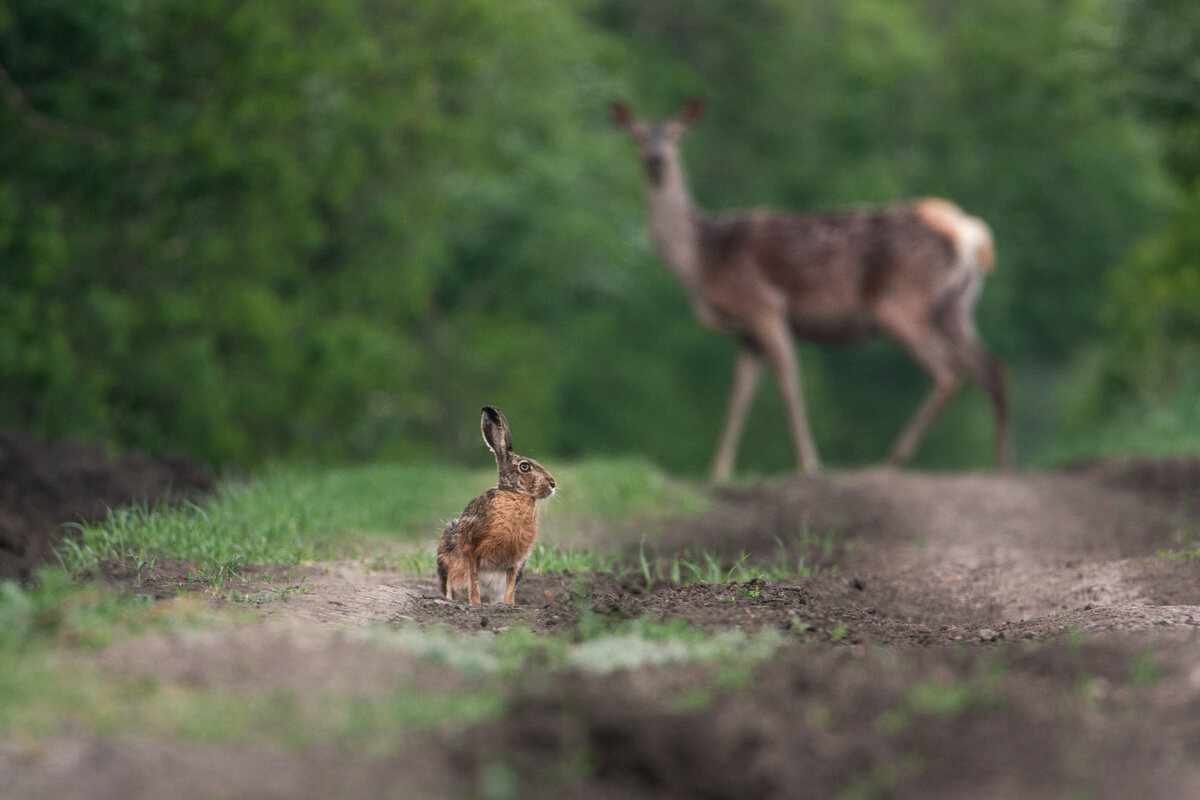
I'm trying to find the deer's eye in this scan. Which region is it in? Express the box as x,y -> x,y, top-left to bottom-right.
518,461 -> 531,473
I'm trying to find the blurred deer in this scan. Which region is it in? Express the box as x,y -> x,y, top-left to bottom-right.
611,98 -> 1008,478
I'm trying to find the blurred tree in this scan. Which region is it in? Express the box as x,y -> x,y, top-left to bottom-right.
1109,0 -> 1200,184
0,0 -> 632,464
0,0 -> 1179,470
1064,0 -> 1200,451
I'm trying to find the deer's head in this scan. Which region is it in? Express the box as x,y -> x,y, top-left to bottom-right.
610,98 -> 704,188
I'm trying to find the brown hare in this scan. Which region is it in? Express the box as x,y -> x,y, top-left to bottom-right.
436,406 -> 556,604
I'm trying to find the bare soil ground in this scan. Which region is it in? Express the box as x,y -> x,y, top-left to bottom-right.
3,433 -> 1200,799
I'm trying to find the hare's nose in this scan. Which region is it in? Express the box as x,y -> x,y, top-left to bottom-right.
548,477 -> 556,489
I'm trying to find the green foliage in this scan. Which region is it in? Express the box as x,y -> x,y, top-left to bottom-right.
0,0 -> 629,464
1059,175 -> 1200,460
1052,348 -> 1200,463
0,0 -> 1187,470
1109,0 -> 1200,184
1053,0 -> 1200,460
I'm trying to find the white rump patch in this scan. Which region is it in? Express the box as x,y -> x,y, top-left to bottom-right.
915,198 -> 995,273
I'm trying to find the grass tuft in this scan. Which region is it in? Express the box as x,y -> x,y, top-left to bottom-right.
56,458 -> 709,582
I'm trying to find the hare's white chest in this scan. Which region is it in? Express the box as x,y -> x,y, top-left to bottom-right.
474,570 -> 512,603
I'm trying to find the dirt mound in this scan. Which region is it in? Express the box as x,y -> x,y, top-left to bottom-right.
111,458 -> 1200,650
454,634 -> 1200,800
10,453 -> 1200,799
0,429 -> 215,583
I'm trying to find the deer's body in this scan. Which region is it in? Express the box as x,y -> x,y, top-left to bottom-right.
613,99 -> 1007,478
692,202 -> 991,342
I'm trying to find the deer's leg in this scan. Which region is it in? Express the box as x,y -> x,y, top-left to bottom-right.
888,373 -> 962,467
946,336 -> 1008,469
875,304 -> 963,467
710,347 -> 763,481
756,317 -> 821,476
939,302 -> 1009,470
978,349 -> 1008,470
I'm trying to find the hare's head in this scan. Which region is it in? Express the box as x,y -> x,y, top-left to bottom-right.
481,406 -> 556,500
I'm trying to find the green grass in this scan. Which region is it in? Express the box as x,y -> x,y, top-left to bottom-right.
59,461 -> 501,567
551,458 -> 710,520
0,456 -> 810,754
57,457 -> 709,581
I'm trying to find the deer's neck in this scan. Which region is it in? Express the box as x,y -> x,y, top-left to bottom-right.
645,158 -> 703,291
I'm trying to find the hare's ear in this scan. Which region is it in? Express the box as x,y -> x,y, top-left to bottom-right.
481,406 -> 514,464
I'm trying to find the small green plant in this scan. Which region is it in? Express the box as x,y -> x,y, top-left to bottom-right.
794,526 -> 839,558
634,536 -> 836,590
181,556 -> 247,592
131,554 -> 158,587
230,576 -> 308,605
525,543 -> 625,576
1157,545 -> 1200,560
678,550 -> 750,584
876,679 -> 972,735
1126,650 -> 1163,688
638,536 -> 655,588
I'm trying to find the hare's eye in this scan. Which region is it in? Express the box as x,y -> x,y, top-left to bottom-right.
518,461 -> 531,473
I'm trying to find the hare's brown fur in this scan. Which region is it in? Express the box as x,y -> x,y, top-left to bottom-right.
436,407 -> 555,604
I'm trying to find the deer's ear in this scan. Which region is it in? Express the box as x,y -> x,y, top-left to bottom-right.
679,97 -> 705,126
609,100 -> 634,130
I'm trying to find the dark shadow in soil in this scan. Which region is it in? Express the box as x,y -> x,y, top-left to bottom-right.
0,429 -> 215,583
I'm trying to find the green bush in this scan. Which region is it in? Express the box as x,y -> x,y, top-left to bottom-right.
0,0 -> 1184,470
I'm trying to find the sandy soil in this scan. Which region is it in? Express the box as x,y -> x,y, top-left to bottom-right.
3,434 -> 1200,799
